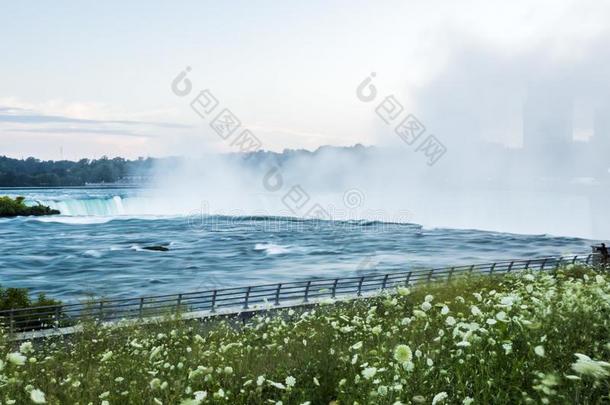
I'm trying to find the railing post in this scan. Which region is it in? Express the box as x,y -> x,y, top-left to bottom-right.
210,290 -> 217,313
303,281 -> 311,303
525,260 -> 531,270
540,258 -> 547,271
489,263 -> 496,275
331,278 -> 339,298
54,305 -> 61,328
405,271 -> 412,286
357,276 -> 365,296
586,254 -> 592,264
427,269 -> 434,283
381,274 -> 389,290
176,294 -> 183,313
274,283 -> 282,306
139,297 -> 144,318
507,261 -> 514,273
9,309 -> 14,334
555,258 -> 563,275
572,255 -> 578,264
243,287 -> 252,309
99,301 -> 104,320
448,267 -> 455,282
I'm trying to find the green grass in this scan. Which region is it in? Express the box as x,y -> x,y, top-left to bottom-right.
2,265 -> 610,404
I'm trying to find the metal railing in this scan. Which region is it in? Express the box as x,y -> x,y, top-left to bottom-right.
0,253 -> 596,333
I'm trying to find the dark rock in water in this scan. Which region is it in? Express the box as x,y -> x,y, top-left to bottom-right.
143,245 -> 169,252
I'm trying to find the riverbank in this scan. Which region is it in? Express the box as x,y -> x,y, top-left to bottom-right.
1,264 -> 609,404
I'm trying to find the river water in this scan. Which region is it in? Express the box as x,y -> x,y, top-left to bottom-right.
0,187 -> 595,302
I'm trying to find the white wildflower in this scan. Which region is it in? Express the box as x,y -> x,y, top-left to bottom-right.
397,287 -> 410,296
19,341 -> 34,354
413,310 -> 427,318
100,351 -> 113,362
268,380 -> 286,390
350,341 -> 363,350
194,391 -> 207,401
470,306 -> 482,317
30,389 -> 46,404
393,344 -> 413,364
285,376 -> 296,388
7,352 -> 26,366
432,392 -> 448,405
150,378 -> 162,390
362,367 -> 377,379
571,353 -> 610,379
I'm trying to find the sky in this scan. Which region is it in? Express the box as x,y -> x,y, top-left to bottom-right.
1,0 -> 609,160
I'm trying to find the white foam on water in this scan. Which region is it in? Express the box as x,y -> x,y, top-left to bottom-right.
254,243 -> 291,255
83,250 -> 102,258
32,216 -> 115,224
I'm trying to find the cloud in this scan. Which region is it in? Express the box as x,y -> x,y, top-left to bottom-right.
7,127 -> 153,138
0,103 -> 193,145
0,108 -> 190,129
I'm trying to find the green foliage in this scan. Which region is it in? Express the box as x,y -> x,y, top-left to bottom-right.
0,286 -> 59,312
1,266 -> 610,404
557,262 -> 597,279
0,196 -> 60,217
0,155 -> 155,186
0,285 -> 62,331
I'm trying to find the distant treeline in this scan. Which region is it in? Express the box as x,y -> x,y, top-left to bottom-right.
0,145 -> 371,187
0,156 -> 155,187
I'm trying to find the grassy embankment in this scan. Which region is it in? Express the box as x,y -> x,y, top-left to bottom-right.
1,265 -> 610,404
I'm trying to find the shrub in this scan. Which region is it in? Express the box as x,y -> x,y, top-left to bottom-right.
0,196 -> 60,217
0,285 -> 62,331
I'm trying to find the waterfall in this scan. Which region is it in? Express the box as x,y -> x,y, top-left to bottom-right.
36,196 -> 129,216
